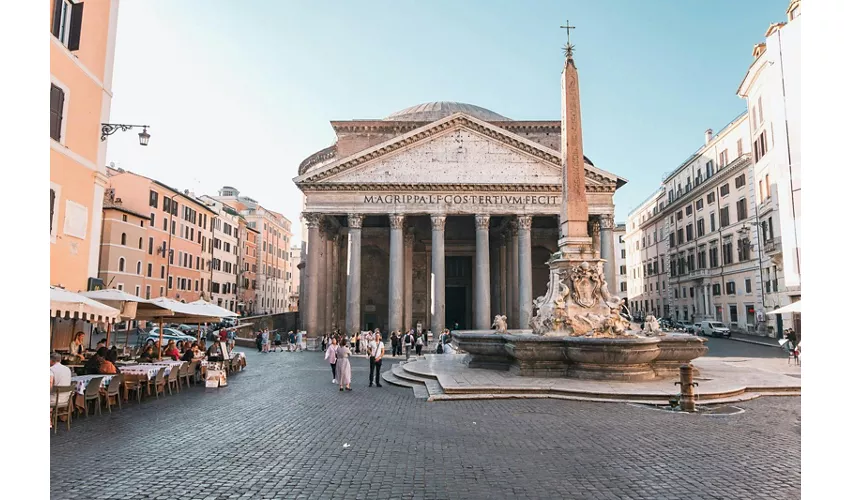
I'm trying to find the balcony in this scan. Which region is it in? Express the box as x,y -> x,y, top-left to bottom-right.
763,237 -> 782,255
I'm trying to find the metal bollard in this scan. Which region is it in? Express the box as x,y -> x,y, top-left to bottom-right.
675,363 -> 699,412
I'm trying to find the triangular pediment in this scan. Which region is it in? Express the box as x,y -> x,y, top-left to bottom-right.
294,112 -> 623,191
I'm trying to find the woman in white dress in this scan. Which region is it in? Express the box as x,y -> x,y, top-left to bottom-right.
337,338 -> 352,391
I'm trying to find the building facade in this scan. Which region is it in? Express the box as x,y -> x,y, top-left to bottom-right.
213,187 -> 293,315
98,200 -> 151,298
613,223 -> 628,301
106,168 -> 215,303
737,0 -> 801,335
238,221 -> 259,316
627,115 -> 767,333
200,196 -> 239,312
50,0 -> 120,291
294,101 -> 626,339
288,245 -> 301,312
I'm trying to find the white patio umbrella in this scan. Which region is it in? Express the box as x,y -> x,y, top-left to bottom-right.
50,287 -> 120,351
188,299 -> 238,318
148,298 -> 222,359
82,289 -> 174,345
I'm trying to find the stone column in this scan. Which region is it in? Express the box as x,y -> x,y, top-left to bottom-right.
316,225 -> 328,335
304,214 -> 323,338
474,214 -> 491,330
499,234 -> 507,317
404,228 -> 414,331
509,221 -> 519,328
430,215 -> 446,335
590,217 -> 601,259
599,214 -> 616,294
388,214 -> 405,333
324,224 -> 335,334
517,216 -> 533,330
345,214 -> 363,336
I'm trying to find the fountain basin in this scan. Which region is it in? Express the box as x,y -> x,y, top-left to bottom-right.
452,331 -> 510,370
565,336 -> 661,382
653,334 -> 709,377
504,334 -> 569,377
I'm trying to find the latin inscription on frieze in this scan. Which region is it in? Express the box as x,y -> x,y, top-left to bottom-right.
364,194 -> 559,206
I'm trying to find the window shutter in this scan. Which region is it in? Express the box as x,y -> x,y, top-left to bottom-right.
50,84 -> 64,141
51,0 -> 63,37
50,189 -> 56,232
67,2 -> 84,51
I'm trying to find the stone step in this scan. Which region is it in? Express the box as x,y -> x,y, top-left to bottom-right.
412,384 -> 430,399
424,380 -> 445,396
381,370 -> 417,389
392,363 -> 434,385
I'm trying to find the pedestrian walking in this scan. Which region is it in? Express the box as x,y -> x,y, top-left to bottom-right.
337,338 -> 352,391
325,337 -> 338,384
261,329 -> 270,353
390,331 -> 399,357
288,331 -> 296,352
415,333 -> 424,356
370,333 -> 385,387
273,331 -> 282,352
296,330 -> 304,352
227,329 -> 236,352
404,330 -> 414,360
321,334 -> 328,352
255,332 -> 263,352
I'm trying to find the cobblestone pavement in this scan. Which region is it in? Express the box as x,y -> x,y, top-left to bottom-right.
50,348 -> 800,500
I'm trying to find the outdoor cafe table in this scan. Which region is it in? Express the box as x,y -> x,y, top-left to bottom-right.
70,374 -> 115,413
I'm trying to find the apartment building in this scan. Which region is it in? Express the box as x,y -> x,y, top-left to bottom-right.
613,223 -> 628,301
105,168 -> 215,303
98,196 -> 152,298
238,220 -> 259,316
287,245 -> 301,312
200,196 -> 240,312
50,0 -> 120,291
213,187 -> 293,315
737,0 -> 802,335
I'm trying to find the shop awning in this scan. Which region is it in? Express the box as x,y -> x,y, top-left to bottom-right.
148,297 -> 222,323
81,289 -> 173,321
766,301 -> 802,315
50,286 -> 120,324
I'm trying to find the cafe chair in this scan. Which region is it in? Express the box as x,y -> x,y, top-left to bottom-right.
152,367 -> 167,399
182,361 -> 195,387
51,385 -> 74,433
82,377 -> 104,417
167,365 -> 181,395
123,373 -> 144,404
101,374 -> 123,413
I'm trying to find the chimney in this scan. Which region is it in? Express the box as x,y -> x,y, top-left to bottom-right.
704,129 -> 713,146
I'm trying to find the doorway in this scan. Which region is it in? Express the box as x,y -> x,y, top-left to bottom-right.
445,286 -> 468,330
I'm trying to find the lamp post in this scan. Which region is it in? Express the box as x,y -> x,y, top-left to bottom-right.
100,123 -> 151,146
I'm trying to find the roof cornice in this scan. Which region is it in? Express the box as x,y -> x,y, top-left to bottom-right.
298,182 -> 615,194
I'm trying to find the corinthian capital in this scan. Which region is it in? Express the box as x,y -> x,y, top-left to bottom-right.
431,215 -> 446,231
474,214 -> 490,230
389,214 -> 405,230
516,215 -> 533,231
347,214 -> 363,229
599,214 -> 615,230
303,213 -> 323,228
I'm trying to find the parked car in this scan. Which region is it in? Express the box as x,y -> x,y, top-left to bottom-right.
145,327 -> 197,345
698,321 -> 731,338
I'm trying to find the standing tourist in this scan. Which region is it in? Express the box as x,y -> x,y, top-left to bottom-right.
404,329 -> 414,360
355,331 -> 362,354
369,333 -> 385,388
261,329 -> 270,353
227,329 -> 236,352
337,338 -> 352,391
415,333 -> 424,356
288,331 -> 296,352
325,337 -> 338,384
390,331 -> 399,357
255,331 -> 263,352
273,331 -> 282,352
321,334 -> 328,352
295,330 -> 304,352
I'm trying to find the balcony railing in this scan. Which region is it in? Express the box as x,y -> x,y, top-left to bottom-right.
763,237 -> 782,254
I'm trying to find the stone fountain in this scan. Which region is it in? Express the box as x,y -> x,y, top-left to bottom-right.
452,41 -> 706,381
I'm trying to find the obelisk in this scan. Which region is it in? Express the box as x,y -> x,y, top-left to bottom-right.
558,43 -> 593,255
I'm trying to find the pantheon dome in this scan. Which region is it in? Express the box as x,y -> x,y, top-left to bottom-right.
384,101 -> 511,122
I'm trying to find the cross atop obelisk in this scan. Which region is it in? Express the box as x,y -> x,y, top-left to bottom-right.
558,19 -> 592,252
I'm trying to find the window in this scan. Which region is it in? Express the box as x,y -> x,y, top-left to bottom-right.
148,237 -> 154,255
736,139 -> 743,158
722,240 -> 734,265
712,284 -> 721,296
117,283 -> 123,291
120,233 -> 126,245
620,282 -> 627,293
697,219 -> 705,237
136,261 -> 142,275
50,188 -> 57,235
685,206 -> 692,216
138,237 -> 143,250
754,131 -> 768,162
160,286 -> 164,297
720,184 -> 730,197
696,199 -> 703,211
145,286 -> 151,300
720,207 -> 729,227
707,192 -> 716,204
709,246 -> 719,268
719,150 -> 728,167
686,224 -> 693,242
163,219 -> 168,231
619,265 -> 626,275
757,96 -> 763,124
698,247 -> 706,268
149,190 -> 159,208
51,0 -> 83,50
735,174 -> 746,189
759,180 -> 764,203
710,213 -> 716,232
706,160 -> 714,178
736,199 -> 748,221
163,197 -> 171,213
50,84 -> 65,141
676,229 -> 684,246
726,281 -> 736,295
118,257 -> 125,272
676,210 -> 683,221
147,263 -> 152,277
730,305 -> 738,324
745,279 -> 752,293
738,239 -> 751,261
160,265 -> 165,279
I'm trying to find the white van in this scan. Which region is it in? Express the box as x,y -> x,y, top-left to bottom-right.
698,321 -> 731,338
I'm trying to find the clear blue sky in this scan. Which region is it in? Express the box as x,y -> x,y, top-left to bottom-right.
106,0 -> 789,240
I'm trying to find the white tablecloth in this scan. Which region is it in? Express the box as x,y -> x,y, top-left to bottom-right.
118,365 -> 162,380
70,374 -> 115,395
132,363 -> 175,377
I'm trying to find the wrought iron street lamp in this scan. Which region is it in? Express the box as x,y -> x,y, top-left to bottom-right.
100,123 -> 151,146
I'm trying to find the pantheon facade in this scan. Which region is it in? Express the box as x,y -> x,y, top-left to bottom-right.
294,102 -> 626,337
